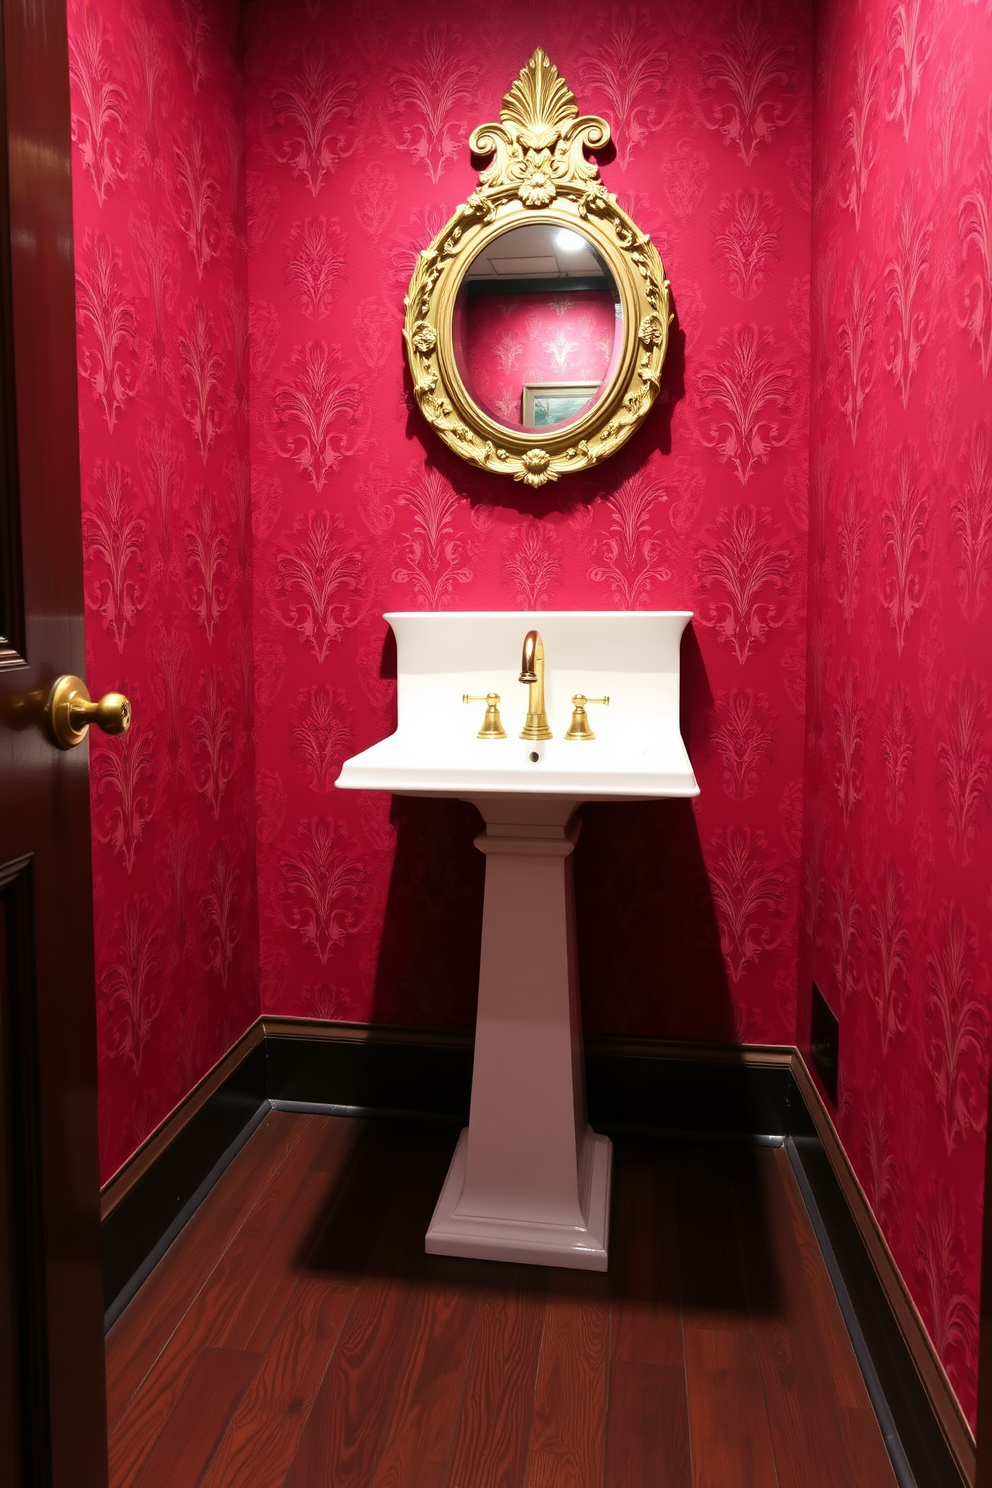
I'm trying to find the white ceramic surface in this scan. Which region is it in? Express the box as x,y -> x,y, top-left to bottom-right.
335,609 -> 699,812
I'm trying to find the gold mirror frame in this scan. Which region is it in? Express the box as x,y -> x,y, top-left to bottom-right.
403,49 -> 672,488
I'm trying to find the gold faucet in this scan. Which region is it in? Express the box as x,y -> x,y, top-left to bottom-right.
519,629 -> 552,740
463,692 -> 507,739
564,693 -> 610,740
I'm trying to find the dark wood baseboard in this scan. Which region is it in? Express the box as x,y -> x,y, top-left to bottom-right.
261,1016 -> 474,1119
101,1017 -> 974,1488
586,1036 -> 806,1140
101,1020 -> 267,1221
788,1055 -> 974,1487
100,1026 -> 267,1312
260,1019 -> 807,1138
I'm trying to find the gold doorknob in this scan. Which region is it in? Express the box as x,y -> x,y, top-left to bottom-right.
46,674 -> 132,750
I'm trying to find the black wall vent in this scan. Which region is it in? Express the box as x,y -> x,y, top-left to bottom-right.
810,981 -> 839,1105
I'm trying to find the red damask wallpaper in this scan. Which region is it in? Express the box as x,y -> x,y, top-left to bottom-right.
805,0 -> 992,1426
243,0 -> 813,1047
69,0 -> 258,1184
68,0 -> 992,1433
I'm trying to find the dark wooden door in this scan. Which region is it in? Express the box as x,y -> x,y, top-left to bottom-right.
0,0 -> 109,1484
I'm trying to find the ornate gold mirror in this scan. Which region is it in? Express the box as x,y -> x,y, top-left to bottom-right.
403,50 -> 671,487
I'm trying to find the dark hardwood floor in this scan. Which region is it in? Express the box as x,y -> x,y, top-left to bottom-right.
106,1111 -> 898,1488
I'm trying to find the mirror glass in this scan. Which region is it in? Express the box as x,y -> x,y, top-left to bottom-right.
452,224 -> 622,435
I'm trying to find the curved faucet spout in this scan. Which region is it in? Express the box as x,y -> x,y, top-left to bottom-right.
519,629 -> 552,740
519,629 -> 540,684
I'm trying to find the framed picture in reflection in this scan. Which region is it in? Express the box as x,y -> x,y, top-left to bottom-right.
522,381 -> 599,428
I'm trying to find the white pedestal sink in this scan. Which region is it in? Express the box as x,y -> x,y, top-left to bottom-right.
336,610 -> 698,1270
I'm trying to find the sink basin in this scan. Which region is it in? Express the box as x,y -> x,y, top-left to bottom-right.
335,610 -> 698,821
336,610 -> 698,1270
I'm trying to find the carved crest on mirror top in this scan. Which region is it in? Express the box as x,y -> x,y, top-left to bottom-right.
403,49 -> 672,487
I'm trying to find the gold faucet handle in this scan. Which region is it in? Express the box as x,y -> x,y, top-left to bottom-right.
463,692 -> 507,739
564,693 -> 610,741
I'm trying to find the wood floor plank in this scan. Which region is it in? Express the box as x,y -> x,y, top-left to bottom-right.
773,1151 -> 868,1409
778,1171 -> 899,1485
220,1119 -> 387,1356
282,1268 -> 418,1488
126,1347 -> 261,1488
524,1268 -> 609,1488
737,1150 -> 848,1487
105,1110 -> 312,1429
673,1146 -> 751,1329
284,1129 -> 457,1488
106,1121 -> 902,1488
198,1275 -> 356,1488
840,1406 -> 900,1487
747,1311 -> 839,1488
371,1257 -> 486,1488
441,1263 -> 549,1488
734,1148 -> 897,1488
610,1142 -> 683,1368
108,1117 -> 364,1488
110,1164 -> 335,1488
683,1327 -> 778,1488
605,1360 -> 692,1488
296,1120 -> 425,1284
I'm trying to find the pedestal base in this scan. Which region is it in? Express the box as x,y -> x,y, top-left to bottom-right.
426,1126 -> 612,1271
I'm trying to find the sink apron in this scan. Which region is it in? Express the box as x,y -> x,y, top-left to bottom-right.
426,815 -> 611,1270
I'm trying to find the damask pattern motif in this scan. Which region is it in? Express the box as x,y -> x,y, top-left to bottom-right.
69,0 -> 257,1184
806,0 -> 992,1424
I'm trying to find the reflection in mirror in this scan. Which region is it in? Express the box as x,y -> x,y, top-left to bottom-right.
452,223 -> 622,435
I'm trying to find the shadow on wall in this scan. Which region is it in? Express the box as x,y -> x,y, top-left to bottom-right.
373,795 -> 487,1030
575,619 -> 732,1040
369,621 -> 485,1029
574,798 -> 733,1040
369,619 -> 733,1044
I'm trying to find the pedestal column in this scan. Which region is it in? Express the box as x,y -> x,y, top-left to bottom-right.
425,818 -> 612,1270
